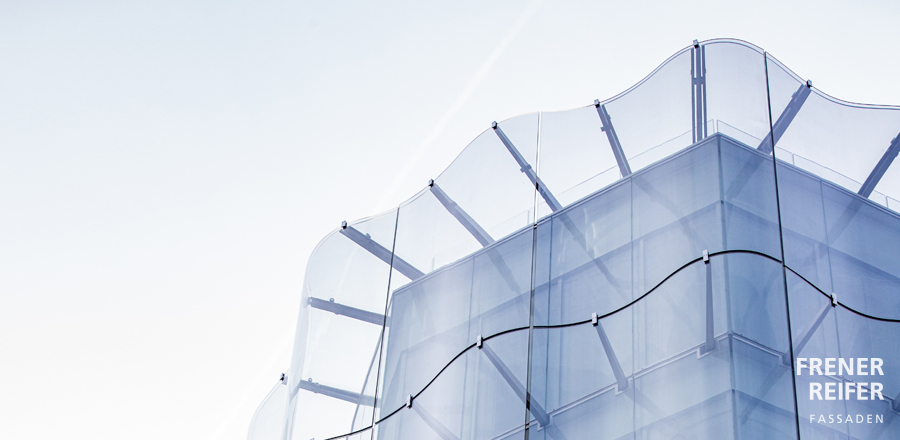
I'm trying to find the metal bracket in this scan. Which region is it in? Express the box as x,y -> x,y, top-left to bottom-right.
831,292 -> 838,307
591,312 -> 598,326
702,249 -> 709,263
476,335 -> 483,349
406,394 -> 413,408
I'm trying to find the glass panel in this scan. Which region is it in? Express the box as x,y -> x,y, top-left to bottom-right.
776,162 -> 834,294
726,253 -> 790,354
265,39 -> 900,440
822,183 -> 900,319
706,41 -> 781,260
286,210 -> 398,440
778,155 -> 900,320
632,253 -> 731,438
374,225 -> 534,420
434,114 -> 539,241
372,330 -> 529,440
535,106 -> 621,219
529,313 -> 634,440
531,181 -> 632,326
704,41 -> 770,146
766,54 -> 900,205
602,49 -> 693,173
785,271 -> 846,440
726,254 -> 796,440
632,139 -> 722,294
390,189 -> 484,277
248,382 -> 287,440
834,307 -> 900,440
532,132 -> 780,328
719,136 -> 781,258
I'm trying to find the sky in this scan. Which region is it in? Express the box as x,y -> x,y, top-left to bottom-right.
2,1 -> 899,439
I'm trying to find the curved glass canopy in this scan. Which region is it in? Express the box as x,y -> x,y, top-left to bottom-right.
248,39 -> 900,440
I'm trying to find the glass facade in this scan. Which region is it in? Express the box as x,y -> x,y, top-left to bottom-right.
248,39 -> 900,440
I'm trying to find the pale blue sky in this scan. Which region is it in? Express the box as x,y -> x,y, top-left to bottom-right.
2,1 -> 899,439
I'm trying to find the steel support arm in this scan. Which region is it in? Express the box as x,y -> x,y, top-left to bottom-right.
341,224 -> 424,280
791,301 -> 833,361
592,314 -> 628,391
700,254 -> 716,354
298,379 -> 375,407
307,296 -> 385,326
411,400 -> 461,440
479,342 -> 551,427
594,101 -> 631,177
493,122 -> 563,212
429,181 -> 494,246
859,133 -> 900,198
758,83 -> 811,154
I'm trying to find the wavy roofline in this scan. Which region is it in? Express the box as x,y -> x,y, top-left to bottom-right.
330,37 -> 900,256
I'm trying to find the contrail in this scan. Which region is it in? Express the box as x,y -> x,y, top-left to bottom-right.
372,0 -> 544,212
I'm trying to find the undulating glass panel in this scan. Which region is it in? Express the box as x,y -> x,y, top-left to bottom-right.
433,114 -> 539,241
258,39 -> 900,440
704,40 -> 770,146
766,54 -> 900,207
535,105 -> 621,219
602,48 -> 693,173
287,210 -> 398,440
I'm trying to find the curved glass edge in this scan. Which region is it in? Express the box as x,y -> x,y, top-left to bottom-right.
248,381 -> 288,440
284,209 -> 399,440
